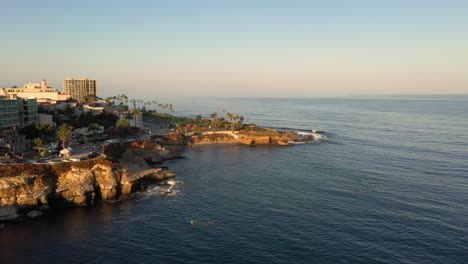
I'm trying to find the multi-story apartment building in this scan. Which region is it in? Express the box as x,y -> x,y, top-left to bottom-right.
0,80 -> 70,104
0,96 -> 22,128
0,95 -> 38,128
0,95 -> 38,153
20,98 -> 38,127
0,128 -> 30,154
63,78 -> 97,102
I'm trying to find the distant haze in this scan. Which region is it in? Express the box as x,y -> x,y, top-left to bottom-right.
1,1 -> 467,98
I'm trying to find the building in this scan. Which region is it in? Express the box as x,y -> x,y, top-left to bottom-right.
38,113 -> 55,127
63,78 -> 97,102
0,80 -> 70,104
40,101 -> 77,112
0,128 -> 31,154
0,95 -> 38,153
0,95 -> 22,129
20,98 -> 39,126
116,111 -> 143,128
0,95 -> 38,128
59,148 -> 71,157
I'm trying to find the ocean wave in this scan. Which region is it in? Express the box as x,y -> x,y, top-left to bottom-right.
297,130 -> 327,140
143,179 -> 184,198
265,126 -> 328,141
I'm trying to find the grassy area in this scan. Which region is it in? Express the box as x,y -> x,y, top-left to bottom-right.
239,126 -> 279,136
143,112 -> 193,125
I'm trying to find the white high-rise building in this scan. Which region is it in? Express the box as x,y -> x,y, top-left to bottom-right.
63,78 -> 97,102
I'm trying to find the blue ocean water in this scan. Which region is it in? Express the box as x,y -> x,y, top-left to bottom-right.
1,97 -> 468,263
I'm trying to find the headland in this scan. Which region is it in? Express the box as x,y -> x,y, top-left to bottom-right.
0,127 -> 317,222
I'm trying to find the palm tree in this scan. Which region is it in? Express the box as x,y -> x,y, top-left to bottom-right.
227,112 -> 233,123
209,112 -> 218,120
58,123 -> 73,149
131,108 -> 140,115
118,119 -> 129,128
105,97 -> 115,106
84,94 -> 100,103
33,138 -> 43,149
33,138 -> 46,157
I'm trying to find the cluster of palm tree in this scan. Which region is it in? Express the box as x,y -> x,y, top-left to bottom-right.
104,94 -> 174,113
210,111 -> 245,124
204,110 -> 245,130
83,94 -> 103,103
225,112 -> 245,124
57,122 -> 101,149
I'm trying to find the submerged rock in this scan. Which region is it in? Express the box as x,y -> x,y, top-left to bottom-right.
0,205 -> 20,221
26,210 -> 43,219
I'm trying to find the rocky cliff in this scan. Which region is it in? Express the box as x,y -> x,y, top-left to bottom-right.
192,130 -> 314,146
0,138 -> 178,222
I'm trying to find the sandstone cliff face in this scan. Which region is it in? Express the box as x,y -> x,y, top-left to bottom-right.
154,134 -> 190,146
92,163 -> 122,200
0,165 -> 56,221
121,168 -> 176,196
55,166 -> 97,206
0,173 -> 54,221
193,133 -> 236,144
0,139 -> 179,222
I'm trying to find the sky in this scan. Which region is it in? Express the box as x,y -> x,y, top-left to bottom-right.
1,0 -> 468,98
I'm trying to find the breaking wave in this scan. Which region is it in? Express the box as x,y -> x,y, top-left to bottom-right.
144,179 -> 184,198
297,130 -> 327,141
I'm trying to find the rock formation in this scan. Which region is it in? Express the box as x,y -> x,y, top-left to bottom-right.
191,129 -> 314,146
0,138 -> 179,222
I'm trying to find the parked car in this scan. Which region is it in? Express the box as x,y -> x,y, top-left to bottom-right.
87,153 -> 99,158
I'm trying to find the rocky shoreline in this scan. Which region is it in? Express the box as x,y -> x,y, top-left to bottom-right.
0,130 -> 315,223
0,137 -> 181,222
190,129 -> 315,146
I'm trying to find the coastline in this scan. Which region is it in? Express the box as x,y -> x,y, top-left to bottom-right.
0,127 -> 316,223
0,137 -> 180,222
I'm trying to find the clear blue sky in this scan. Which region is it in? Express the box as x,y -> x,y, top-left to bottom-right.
1,0 -> 467,97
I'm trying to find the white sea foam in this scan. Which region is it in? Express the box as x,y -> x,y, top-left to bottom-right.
145,179 -> 184,197
289,141 -> 308,145
297,130 -> 327,140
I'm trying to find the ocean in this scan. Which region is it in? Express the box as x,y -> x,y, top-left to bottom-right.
1,96 -> 467,263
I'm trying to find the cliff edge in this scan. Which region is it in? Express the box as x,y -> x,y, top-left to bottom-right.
0,138 -> 179,222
